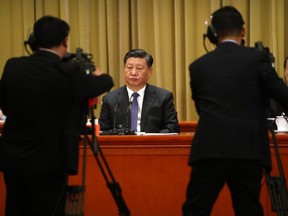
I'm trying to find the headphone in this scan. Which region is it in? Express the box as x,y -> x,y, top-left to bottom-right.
203,18 -> 218,52
24,32 -> 38,54
205,24 -> 218,44
204,23 -> 245,47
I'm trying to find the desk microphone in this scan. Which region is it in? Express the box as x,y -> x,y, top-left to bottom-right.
123,101 -> 135,135
126,101 -> 132,130
113,102 -> 119,129
100,101 -> 135,136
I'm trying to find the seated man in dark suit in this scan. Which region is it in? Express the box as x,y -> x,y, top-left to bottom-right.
99,49 -> 180,133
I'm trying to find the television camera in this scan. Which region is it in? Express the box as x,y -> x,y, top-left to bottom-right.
63,48 -> 96,75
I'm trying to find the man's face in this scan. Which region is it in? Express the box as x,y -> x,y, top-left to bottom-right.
124,57 -> 152,90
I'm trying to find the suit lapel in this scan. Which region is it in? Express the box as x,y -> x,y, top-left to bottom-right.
141,84 -> 156,130
116,86 -> 129,114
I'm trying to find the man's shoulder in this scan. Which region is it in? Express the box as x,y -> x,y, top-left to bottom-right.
7,51 -> 61,65
190,45 -> 260,67
104,86 -> 126,97
146,84 -> 172,95
6,55 -> 29,64
4,56 -> 34,71
189,51 -> 214,69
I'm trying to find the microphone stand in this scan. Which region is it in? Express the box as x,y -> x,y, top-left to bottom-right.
266,117 -> 288,216
86,99 -> 131,216
101,102 -> 135,136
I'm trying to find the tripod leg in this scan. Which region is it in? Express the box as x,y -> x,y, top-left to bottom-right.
87,135 -> 130,216
265,128 -> 288,216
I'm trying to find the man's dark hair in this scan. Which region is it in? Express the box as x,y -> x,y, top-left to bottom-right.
33,15 -> 70,49
211,6 -> 244,37
284,56 -> 288,69
124,49 -> 153,68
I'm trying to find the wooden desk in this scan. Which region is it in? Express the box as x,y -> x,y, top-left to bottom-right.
68,133 -> 286,216
69,133 -> 193,216
1,132 -> 288,216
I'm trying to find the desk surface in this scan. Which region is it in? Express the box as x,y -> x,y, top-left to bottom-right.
90,131 -> 288,146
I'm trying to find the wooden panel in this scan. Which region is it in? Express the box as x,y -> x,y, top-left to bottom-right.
179,121 -> 197,132
1,131 -> 288,216
67,132 -> 285,216
68,133 -> 193,216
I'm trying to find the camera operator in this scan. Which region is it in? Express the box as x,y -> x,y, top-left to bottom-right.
182,6 -> 288,216
0,15 -> 113,216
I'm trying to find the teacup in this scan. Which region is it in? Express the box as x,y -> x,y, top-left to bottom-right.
275,116 -> 288,131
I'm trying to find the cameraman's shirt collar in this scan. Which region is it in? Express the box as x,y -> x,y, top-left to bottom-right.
221,39 -> 238,44
39,48 -> 58,55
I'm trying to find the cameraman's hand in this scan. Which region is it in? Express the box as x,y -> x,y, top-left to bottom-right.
91,67 -> 105,76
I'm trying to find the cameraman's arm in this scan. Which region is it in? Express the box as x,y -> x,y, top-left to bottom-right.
65,63 -> 114,99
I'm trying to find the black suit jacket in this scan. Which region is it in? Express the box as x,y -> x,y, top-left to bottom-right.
0,50 -> 113,175
99,84 -> 180,133
189,42 -> 288,169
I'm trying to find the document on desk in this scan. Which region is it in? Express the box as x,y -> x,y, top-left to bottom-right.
136,132 -> 179,136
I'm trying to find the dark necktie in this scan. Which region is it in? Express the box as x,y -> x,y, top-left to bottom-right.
130,92 -> 139,131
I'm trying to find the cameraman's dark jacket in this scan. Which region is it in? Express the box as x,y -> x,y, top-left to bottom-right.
0,50 -> 113,176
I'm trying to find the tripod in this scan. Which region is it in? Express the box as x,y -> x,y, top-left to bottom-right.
266,119 -> 288,216
65,101 -> 130,216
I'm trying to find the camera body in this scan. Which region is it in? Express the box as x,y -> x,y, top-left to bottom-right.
63,48 -> 96,74
254,41 -> 275,67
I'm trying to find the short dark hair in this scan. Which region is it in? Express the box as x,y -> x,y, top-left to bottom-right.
33,15 -> 70,49
284,56 -> 288,69
211,6 -> 244,37
124,49 -> 153,68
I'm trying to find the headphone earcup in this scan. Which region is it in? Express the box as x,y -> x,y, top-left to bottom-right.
206,25 -> 218,44
24,33 -> 38,52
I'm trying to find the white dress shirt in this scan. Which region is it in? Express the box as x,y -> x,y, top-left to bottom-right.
126,86 -> 146,132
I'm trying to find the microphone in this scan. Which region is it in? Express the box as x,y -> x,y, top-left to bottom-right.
113,102 -> 119,130
100,101 -> 135,136
122,101 -> 135,135
126,101 -> 132,130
